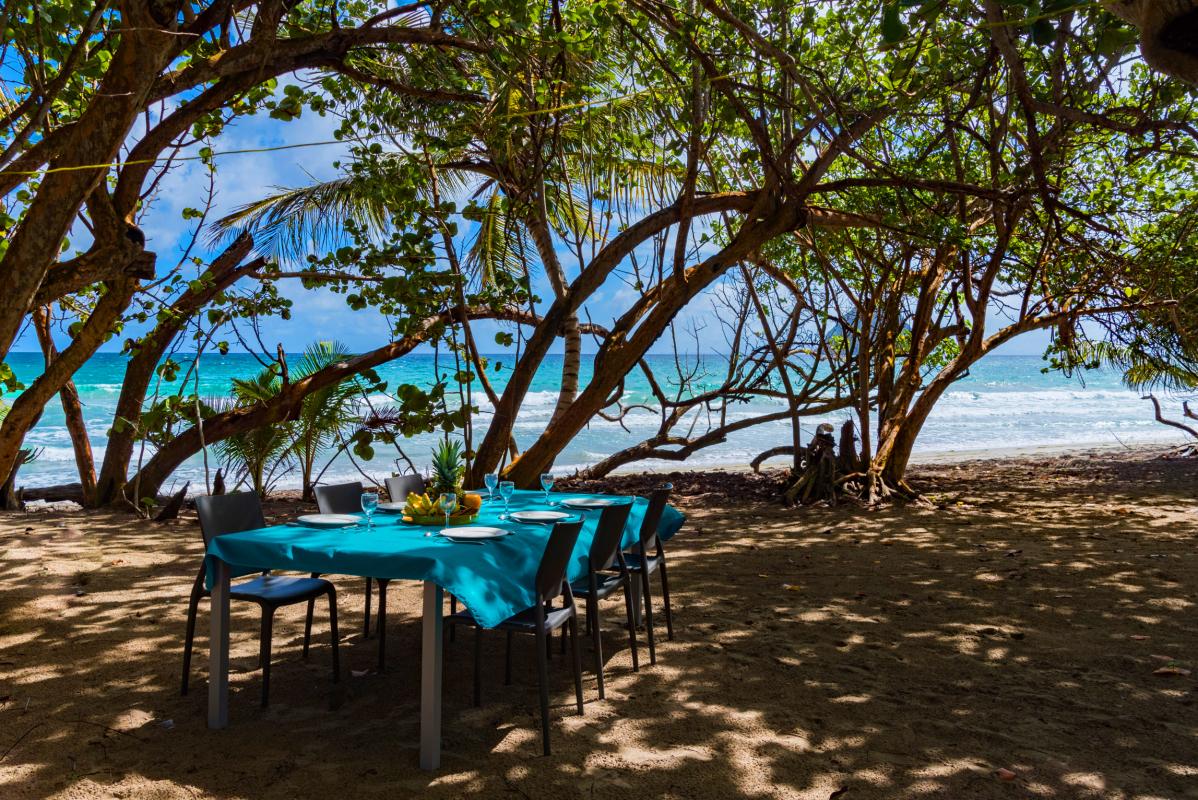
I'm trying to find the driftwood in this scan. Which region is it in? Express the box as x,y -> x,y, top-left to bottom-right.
212,468 -> 225,496
836,420 -> 862,474
154,482 -> 190,521
750,446 -> 797,474
772,419 -> 880,505
783,424 -> 840,505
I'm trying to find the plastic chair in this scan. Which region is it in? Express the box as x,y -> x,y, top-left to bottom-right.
569,502 -> 637,699
622,485 -> 674,665
182,492 -> 339,707
312,481 -> 392,670
384,473 -> 425,503
448,519 -> 585,755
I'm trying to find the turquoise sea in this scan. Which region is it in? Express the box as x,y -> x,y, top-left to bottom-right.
4,352 -> 1186,491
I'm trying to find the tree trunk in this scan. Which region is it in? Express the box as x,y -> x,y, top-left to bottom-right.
0,22 -> 173,360
0,277 -> 141,492
504,198 -> 808,487
126,306 -> 470,502
31,306 -> 96,505
470,191 -> 762,481
1101,0 -> 1198,86
94,237 -> 259,505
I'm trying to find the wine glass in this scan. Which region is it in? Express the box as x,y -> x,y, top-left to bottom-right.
484,473 -> 499,503
540,472 -> 555,505
498,480 -> 515,520
360,491 -> 379,530
439,492 -> 457,531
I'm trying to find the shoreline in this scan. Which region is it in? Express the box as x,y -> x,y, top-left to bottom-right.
15,438 -> 1189,503
602,437 -> 1185,477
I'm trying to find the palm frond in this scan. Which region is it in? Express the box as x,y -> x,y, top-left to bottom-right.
463,191 -> 528,287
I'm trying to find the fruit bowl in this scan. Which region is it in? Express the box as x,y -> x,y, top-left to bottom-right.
403,512 -> 480,526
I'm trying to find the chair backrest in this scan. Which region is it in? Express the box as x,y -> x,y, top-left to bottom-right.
588,502 -> 634,572
637,484 -> 673,553
385,474 -> 425,503
195,492 -> 266,547
314,481 -> 364,515
535,519 -> 584,603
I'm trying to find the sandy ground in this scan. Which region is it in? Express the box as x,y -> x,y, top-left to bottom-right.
1,447 -> 1196,799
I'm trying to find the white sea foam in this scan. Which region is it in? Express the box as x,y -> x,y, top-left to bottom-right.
9,354 -> 1193,488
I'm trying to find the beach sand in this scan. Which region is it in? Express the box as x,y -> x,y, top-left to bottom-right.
1,446 -> 1195,799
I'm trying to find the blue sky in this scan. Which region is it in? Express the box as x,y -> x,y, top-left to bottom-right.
17,83 -> 1050,358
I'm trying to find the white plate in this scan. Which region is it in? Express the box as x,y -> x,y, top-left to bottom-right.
560,497 -> 619,509
440,526 -> 509,540
377,502 -> 406,513
511,510 -> 571,524
296,514 -> 359,528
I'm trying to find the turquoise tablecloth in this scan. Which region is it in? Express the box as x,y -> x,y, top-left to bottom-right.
204,489 -> 684,628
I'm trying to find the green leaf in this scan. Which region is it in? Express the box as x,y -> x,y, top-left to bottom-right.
881,3 -> 909,45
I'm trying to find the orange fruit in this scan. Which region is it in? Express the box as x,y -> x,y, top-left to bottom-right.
462,493 -> 482,512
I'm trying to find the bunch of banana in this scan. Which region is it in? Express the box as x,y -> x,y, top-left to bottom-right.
403,492 -> 438,517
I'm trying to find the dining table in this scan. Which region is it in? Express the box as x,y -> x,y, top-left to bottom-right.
202,488 -> 685,769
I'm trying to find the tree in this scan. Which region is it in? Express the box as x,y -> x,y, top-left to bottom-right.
0,0 -> 485,493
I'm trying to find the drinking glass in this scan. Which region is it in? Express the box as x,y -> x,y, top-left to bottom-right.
540,472 -> 555,505
499,480 -> 515,520
360,491 -> 379,530
484,473 -> 499,503
440,492 -> 457,531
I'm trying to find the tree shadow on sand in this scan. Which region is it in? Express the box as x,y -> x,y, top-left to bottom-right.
1,453 -> 1196,798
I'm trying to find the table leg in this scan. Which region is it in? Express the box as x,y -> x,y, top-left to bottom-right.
207,558 -> 230,729
420,581 -> 444,770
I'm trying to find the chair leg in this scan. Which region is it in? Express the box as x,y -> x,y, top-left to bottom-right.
659,559 -> 674,641
181,587 -> 203,696
640,568 -> 656,666
328,589 -> 340,683
504,630 -> 513,685
535,626 -> 551,756
560,623 -> 567,655
568,614 -> 584,715
259,607 -> 274,708
303,597 -> 315,659
449,595 -> 457,642
622,576 -> 640,673
589,596 -> 605,700
363,577 -> 373,638
473,626 -> 482,707
376,580 -> 388,672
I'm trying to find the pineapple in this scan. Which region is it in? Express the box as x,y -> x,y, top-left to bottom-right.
430,439 -> 465,499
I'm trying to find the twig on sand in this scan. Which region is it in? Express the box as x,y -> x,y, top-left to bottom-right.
68,717 -> 148,742
1108,430 -> 1133,450
0,722 -> 45,762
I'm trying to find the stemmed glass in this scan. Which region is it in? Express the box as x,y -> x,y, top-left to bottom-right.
484,473 -> 499,503
360,491 -> 379,530
540,472 -> 555,506
499,480 -> 515,520
439,492 -> 457,531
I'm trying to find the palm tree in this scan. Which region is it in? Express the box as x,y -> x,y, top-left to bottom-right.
213,368 -> 294,497
210,42 -> 681,435
291,340 -> 360,500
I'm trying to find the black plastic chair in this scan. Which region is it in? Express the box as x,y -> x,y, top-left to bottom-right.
622,485 -> 674,665
384,473 -> 425,503
312,481 -> 392,670
384,473 -> 465,639
569,502 -> 637,699
182,492 -> 339,707
449,519 -> 586,756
